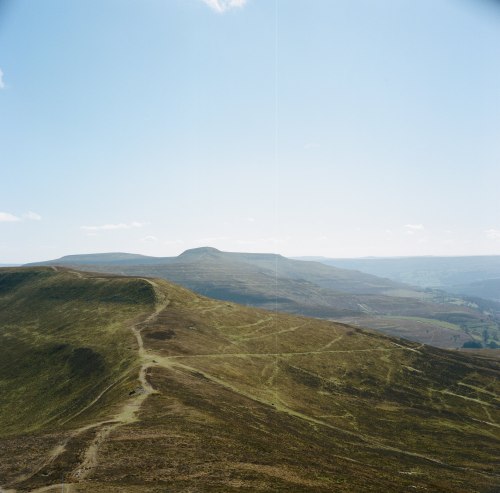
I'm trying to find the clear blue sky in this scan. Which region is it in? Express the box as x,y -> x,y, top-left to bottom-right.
1,0 -> 500,262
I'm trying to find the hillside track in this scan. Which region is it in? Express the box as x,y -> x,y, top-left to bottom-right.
67,280 -> 170,484
148,356 -> 500,479
3,280 -> 169,493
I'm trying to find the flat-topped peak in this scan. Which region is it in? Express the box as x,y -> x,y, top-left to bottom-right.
25,252 -> 153,266
59,252 -> 149,261
178,247 -> 222,257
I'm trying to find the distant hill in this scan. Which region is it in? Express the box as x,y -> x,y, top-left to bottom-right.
447,278 -> 500,302
27,248 -> 500,348
306,255 -> 500,310
308,255 -> 500,290
27,251 -> 160,265
1,267 -> 499,492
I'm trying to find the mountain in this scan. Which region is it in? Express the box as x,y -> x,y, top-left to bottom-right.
28,247 -> 411,295
27,248 -> 500,349
1,267 -> 499,492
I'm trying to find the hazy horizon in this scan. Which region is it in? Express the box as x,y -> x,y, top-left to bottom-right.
2,0 -> 500,263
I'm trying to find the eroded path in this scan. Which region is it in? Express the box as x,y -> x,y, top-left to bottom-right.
2,281 -> 169,493
69,280 -> 169,482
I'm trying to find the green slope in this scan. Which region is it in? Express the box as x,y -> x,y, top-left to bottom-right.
1,268 -> 499,492
0,267 -> 155,436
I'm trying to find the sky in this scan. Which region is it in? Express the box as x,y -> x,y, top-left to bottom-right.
1,0 -> 500,263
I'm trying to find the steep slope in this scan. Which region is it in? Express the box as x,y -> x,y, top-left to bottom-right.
0,268 -> 499,492
27,249 -> 500,348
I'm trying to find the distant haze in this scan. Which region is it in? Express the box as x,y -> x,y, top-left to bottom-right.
1,0 -> 500,263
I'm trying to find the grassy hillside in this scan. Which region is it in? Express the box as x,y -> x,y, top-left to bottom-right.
27,248 -> 500,348
0,267 -> 155,436
1,268 -> 499,492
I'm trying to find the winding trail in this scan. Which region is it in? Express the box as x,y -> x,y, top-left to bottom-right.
163,347 -> 419,359
70,280 -> 169,482
2,280 -> 169,493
